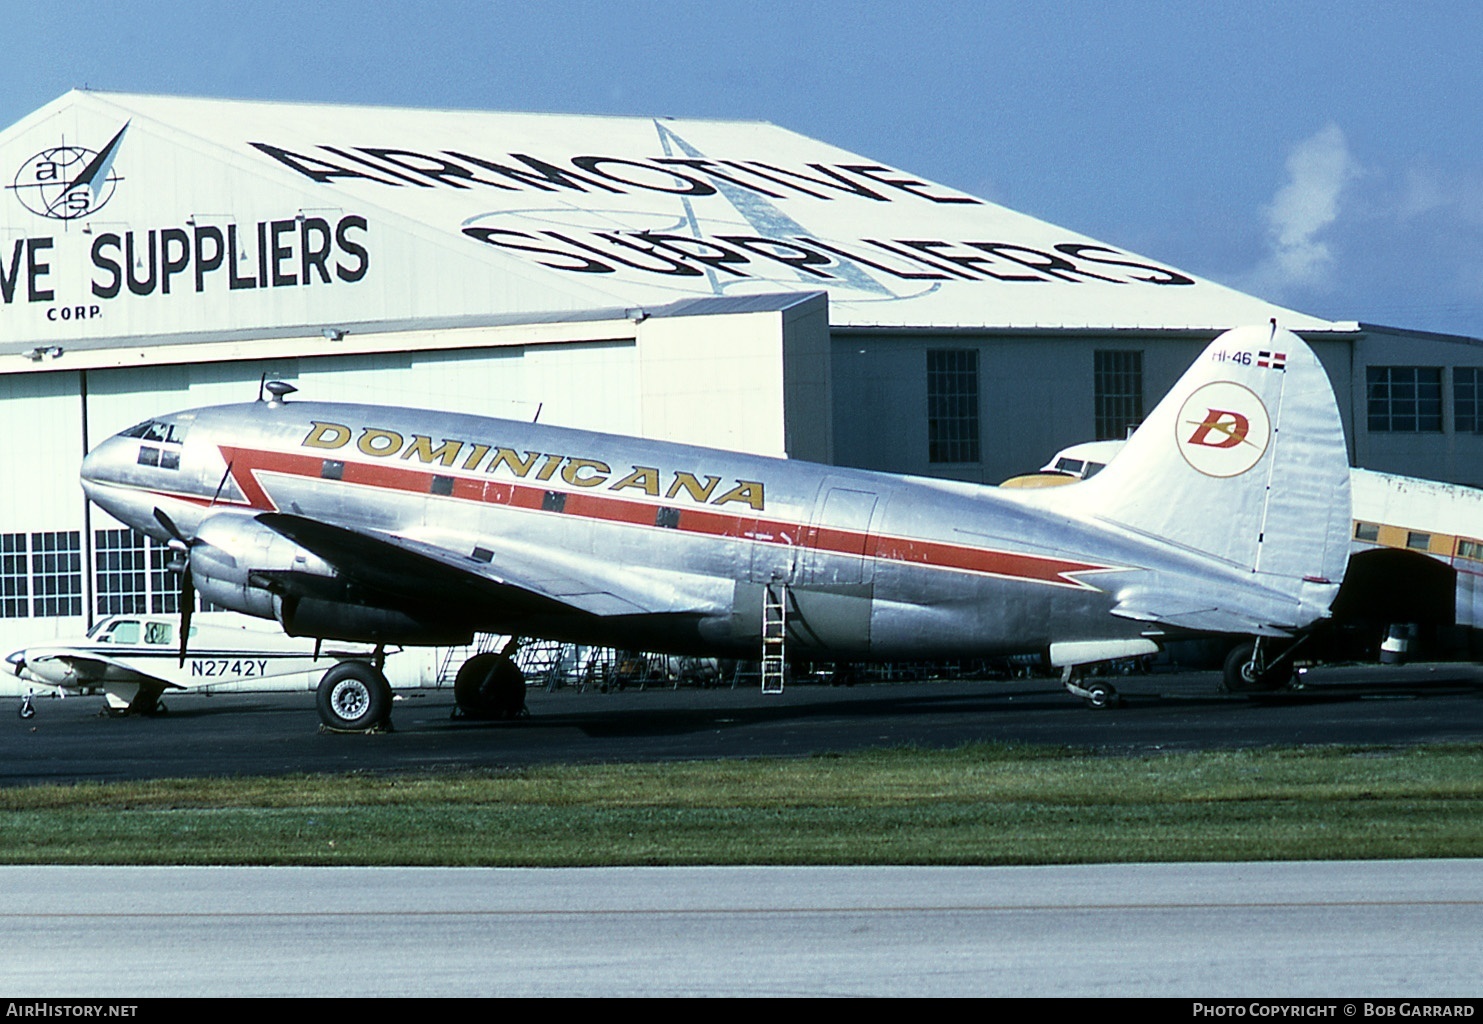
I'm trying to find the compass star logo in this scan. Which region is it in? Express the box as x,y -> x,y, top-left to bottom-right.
8,122 -> 128,221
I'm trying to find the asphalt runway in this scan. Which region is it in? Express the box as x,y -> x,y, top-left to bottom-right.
3,861 -> 1480,997
4,662 -> 1482,785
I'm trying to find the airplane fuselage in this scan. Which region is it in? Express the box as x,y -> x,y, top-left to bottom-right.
80,398 -> 1268,662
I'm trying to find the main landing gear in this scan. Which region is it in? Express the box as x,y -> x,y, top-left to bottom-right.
316,649 -> 393,733
452,651 -> 527,721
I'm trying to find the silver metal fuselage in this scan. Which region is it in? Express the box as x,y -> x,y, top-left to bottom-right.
80,399 -> 1193,660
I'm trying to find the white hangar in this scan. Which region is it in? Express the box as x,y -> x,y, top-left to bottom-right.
1,90 -> 1479,672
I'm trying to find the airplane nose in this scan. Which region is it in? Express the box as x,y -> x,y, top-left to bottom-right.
78,438 -> 108,493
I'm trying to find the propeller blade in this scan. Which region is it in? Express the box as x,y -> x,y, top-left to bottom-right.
153,507 -> 185,543
178,565 -> 194,667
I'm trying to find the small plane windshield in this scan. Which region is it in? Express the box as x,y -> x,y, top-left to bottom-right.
100,621 -> 140,644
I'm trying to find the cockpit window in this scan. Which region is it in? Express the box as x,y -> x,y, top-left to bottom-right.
144,622 -> 174,645
119,419 -> 187,444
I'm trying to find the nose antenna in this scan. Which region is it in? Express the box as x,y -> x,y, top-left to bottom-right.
264,381 -> 297,406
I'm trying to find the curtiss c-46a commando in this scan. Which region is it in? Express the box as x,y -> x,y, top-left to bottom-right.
76,324 -> 1352,731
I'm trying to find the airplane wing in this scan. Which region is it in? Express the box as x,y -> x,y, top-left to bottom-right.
20,651 -> 187,690
255,512 -> 714,619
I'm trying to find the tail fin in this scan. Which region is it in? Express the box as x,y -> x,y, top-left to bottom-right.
1043,323 -> 1351,631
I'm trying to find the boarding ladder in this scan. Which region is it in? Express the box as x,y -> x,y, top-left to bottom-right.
762,582 -> 787,694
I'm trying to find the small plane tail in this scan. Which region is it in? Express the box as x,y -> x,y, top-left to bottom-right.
1043,323 -> 1351,633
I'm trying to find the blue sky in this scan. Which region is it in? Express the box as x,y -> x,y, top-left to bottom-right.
4,0 -> 1481,337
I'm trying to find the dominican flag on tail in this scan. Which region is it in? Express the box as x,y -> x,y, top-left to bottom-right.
1257,350 -> 1287,371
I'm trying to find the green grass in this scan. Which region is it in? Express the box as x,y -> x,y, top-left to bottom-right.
3,743 -> 1482,865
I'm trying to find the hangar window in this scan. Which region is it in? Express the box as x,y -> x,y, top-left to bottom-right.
95,529 -> 147,616
30,531 -> 82,618
1094,350 -> 1143,440
1455,368 -> 1482,433
146,539 -> 219,614
1,533 -> 29,619
927,349 -> 980,464
1367,367 -> 1442,433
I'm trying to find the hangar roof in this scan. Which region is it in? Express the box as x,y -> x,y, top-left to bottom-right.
0,90 -> 1349,354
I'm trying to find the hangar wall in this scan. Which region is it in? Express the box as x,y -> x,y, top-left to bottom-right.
1350,327 -> 1483,488
829,330 -> 1361,485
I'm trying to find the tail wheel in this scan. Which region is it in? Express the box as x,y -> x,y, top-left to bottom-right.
454,653 -> 527,720
1222,642 -> 1295,693
316,661 -> 393,731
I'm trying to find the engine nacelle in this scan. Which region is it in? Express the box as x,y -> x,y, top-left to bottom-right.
191,514 -> 331,621
189,513 -> 473,646
280,598 -> 472,647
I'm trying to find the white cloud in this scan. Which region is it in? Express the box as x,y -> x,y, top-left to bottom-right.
1243,123 -> 1360,296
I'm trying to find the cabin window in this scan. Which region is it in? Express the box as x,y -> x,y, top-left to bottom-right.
30,531 -> 82,618
144,621 -> 174,645
926,349 -> 980,464
1455,368 -> 1482,434
1094,350 -> 1143,441
1367,367 -> 1442,433
1354,522 -> 1380,543
1457,539 -> 1482,561
1407,531 -> 1432,552
0,533 -> 28,619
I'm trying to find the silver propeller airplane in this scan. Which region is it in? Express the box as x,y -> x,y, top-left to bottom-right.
79,324 -> 1351,731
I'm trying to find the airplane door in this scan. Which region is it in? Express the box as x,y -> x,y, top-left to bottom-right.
804,485 -> 880,586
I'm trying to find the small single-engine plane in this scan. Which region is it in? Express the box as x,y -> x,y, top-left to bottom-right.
8,614 -> 377,719
77,323 -> 1352,730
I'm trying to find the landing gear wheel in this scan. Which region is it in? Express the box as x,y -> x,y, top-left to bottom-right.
454,653 -> 527,720
316,661 -> 393,732
1222,642 -> 1294,693
18,695 -> 35,720
1084,681 -> 1120,710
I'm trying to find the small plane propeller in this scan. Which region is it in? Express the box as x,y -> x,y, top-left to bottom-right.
153,508 -> 196,667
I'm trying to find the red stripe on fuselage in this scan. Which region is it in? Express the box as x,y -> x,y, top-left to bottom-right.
214,444 -> 1121,589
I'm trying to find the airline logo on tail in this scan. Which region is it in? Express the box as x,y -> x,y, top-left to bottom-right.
1177,381 -> 1270,477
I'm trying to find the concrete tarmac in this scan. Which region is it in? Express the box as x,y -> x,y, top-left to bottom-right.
1,861 -> 1479,998
4,663 -> 1482,786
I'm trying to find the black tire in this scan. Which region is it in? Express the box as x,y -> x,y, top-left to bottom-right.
317,661 -> 392,731
1222,642 -> 1294,693
18,701 -> 34,720
454,653 -> 527,720
1085,681 -> 1119,710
